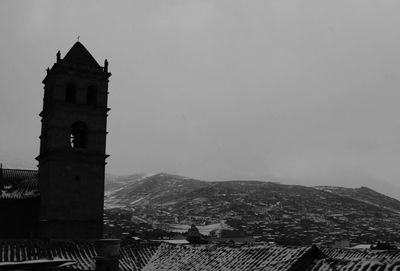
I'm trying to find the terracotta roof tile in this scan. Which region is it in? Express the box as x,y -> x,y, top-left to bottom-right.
309,258 -> 400,271
142,243 -> 313,271
0,240 -> 96,270
0,169 -> 39,199
0,240 -> 159,271
1,241 -> 316,271
321,247 -> 400,261
0,168 -> 37,183
120,243 -> 159,271
309,247 -> 400,271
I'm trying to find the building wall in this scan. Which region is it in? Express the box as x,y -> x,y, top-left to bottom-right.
0,198 -> 39,238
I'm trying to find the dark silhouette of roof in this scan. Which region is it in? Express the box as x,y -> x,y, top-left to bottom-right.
144,243 -> 316,271
311,247 -> 400,270
2,241 -> 400,271
0,168 -> 39,199
0,240 -> 159,271
0,168 -> 37,182
63,42 -> 100,67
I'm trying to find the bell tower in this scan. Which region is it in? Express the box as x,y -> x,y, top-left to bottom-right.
37,42 -> 111,239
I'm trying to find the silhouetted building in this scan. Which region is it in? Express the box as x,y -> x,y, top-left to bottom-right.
0,42 -> 111,239
0,167 -> 39,238
37,41 -> 111,239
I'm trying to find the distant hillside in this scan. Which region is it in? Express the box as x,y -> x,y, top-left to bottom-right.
105,173 -> 149,196
315,186 -> 400,212
106,173 -> 208,206
104,173 -> 400,245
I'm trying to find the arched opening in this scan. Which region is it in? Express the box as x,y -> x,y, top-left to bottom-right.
70,122 -> 88,148
87,85 -> 97,106
66,82 -> 77,103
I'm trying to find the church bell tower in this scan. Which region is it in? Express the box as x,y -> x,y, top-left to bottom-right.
37,42 -> 111,239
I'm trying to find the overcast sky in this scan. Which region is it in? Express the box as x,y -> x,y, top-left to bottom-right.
1,1 -> 400,196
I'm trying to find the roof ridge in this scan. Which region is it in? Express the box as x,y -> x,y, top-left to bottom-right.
62,42 -> 100,67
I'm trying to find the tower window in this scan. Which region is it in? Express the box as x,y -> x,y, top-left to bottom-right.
66,83 -> 77,103
70,122 -> 88,148
87,86 -> 97,106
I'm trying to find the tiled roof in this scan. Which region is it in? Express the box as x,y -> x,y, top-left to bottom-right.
309,258 -> 400,271
0,168 -> 37,183
321,247 -> 400,261
0,168 -> 39,199
308,247 -> 400,271
142,243 -> 314,271
3,240 -> 400,271
120,243 -> 160,271
0,240 -> 96,270
0,240 -> 159,271
0,258 -> 77,269
0,241 -> 315,271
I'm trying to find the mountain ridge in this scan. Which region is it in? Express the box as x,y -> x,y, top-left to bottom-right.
104,172 -> 400,245
106,173 -> 400,211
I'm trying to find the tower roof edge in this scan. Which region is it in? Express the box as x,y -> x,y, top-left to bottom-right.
62,42 -> 101,67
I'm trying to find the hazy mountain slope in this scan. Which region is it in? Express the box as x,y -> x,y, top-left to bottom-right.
315,186 -> 400,212
104,173 -> 400,245
105,173 -> 209,206
105,173 -> 149,195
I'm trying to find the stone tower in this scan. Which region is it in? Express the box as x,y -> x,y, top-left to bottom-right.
36,42 -> 111,239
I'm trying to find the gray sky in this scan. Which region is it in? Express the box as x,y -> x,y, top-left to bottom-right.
1,1 -> 400,196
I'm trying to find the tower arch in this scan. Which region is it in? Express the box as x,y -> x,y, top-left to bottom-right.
70,121 -> 88,149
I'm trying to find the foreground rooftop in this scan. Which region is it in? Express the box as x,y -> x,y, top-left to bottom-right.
2,240 -> 400,270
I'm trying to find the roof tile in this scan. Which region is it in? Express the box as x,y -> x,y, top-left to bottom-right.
0,169 -> 39,199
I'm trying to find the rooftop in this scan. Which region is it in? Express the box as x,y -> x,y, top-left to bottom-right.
2,240 -> 400,271
0,168 -> 38,199
62,41 -> 101,67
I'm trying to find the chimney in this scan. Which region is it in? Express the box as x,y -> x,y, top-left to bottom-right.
95,239 -> 121,271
